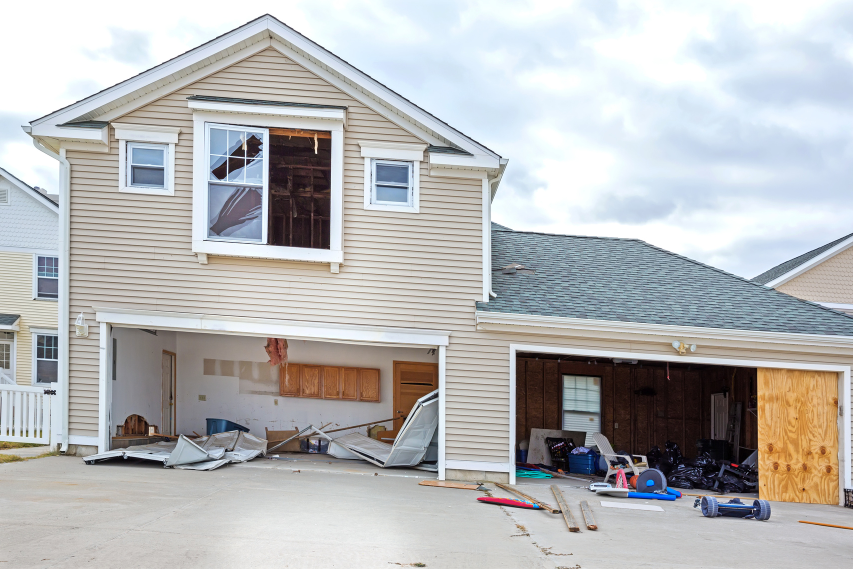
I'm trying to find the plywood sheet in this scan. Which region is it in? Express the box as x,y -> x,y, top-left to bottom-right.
757,368 -> 838,505
543,361 -> 561,431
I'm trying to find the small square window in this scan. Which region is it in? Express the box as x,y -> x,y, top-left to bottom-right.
371,160 -> 413,207
35,334 -> 58,384
36,256 -> 58,300
127,143 -> 167,189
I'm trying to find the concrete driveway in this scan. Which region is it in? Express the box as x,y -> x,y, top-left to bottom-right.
1,455 -> 851,568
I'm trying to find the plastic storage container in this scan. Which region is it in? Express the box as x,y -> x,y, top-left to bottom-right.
206,418 -> 250,436
568,451 -> 598,475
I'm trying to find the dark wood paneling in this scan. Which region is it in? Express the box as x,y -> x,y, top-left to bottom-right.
514,358 -> 757,458
543,361 -> 561,431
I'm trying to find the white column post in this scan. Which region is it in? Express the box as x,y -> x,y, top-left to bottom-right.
97,322 -> 112,453
438,345 -> 446,481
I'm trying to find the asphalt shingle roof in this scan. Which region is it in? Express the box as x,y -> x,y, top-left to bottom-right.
0,314 -> 20,326
752,231 -> 853,285
478,229 -> 853,336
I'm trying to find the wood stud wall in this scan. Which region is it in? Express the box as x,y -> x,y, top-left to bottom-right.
516,358 -> 757,459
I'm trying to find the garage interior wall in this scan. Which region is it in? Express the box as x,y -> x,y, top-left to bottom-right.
516,357 -> 758,460
172,333 -> 437,436
111,328 -> 176,433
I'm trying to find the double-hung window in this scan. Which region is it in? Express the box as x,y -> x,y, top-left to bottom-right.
562,375 -> 601,447
34,333 -> 58,384
371,160 -> 414,207
127,143 -> 167,190
204,123 -> 333,249
35,255 -> 58,300
0,331 -> 14,383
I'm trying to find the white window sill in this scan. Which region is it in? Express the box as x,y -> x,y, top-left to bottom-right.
119,185 -> 174,196
33,298 -> 59,302
192,240 -> 343,264
364,202 -> 419,213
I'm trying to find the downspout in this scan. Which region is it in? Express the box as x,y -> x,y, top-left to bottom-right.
487,160 -> 508,299
31,137 -> 70,453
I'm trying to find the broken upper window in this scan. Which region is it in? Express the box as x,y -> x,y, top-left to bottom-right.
205,124 -> 331,249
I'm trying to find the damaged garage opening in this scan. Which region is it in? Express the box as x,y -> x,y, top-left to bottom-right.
515,352 -> 840,505
92,312 -> 449,476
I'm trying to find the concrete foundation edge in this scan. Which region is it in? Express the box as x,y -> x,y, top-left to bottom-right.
445,468 -> 509,483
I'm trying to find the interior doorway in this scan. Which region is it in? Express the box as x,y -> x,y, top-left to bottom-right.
393,361 -> 438,433
161,350 -> 176,436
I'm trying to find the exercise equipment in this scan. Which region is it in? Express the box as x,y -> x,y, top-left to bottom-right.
696,496 -> 771,521
636,468 -> 667,493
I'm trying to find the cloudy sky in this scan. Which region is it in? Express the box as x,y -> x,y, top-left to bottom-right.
3,0 -> 852,278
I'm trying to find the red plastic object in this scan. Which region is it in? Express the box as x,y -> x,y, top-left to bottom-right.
477,497 -> 541,509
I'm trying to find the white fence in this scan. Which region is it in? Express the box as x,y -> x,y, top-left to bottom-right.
0,384 -> 52,444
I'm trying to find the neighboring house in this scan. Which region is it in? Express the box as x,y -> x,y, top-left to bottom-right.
0,167 -> 59,386
22,15 -> 852,505
753,232 -> 853,315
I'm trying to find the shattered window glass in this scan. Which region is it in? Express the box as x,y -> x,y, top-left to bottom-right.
208,127 -> 265,241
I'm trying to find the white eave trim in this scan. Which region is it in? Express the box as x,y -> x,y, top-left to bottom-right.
359,140 -> 426,161
187,98 -> 347,123
112,122 -> 181,144
429,152 -> 500,170
0,318 -> 20,331
764,235 -> 853,288
93,306 -> 451,348
819,302 -> 853,310
475,310 -> 853,349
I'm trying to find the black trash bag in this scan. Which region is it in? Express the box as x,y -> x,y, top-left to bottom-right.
692,452 -> 717,472
647,445 -> 663,465
717,474 -> 749,494
663,440 -> 683,467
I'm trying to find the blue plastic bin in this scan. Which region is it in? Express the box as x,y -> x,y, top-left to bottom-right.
568,451 -> 598,475
206,418 -> 250,436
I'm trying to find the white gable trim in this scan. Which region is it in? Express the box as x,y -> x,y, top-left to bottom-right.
0,168 -> 58,214
29,16 -> 501,165
764,234 -> 853,288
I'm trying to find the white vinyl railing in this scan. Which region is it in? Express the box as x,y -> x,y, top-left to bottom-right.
0,384 -> 51,444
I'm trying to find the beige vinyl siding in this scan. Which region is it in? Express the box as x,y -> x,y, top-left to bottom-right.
0,251 -> 58,385
777,246 -> 853,303
65,48 -> 486,439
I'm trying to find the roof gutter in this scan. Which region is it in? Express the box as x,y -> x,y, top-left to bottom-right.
30,136 -> 70,454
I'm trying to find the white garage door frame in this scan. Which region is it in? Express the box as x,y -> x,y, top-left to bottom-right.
510,343 -> 852,505
92,307 -> 450,478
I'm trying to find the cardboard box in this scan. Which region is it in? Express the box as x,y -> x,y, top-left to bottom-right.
265,429 -> 302,452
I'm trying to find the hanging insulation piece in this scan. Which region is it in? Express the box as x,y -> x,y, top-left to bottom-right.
265,338 -> 289,366
314,133 -> 318,154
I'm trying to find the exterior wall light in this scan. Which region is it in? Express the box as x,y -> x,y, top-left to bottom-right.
75,313 -> 89,338
671,341 -> 696,355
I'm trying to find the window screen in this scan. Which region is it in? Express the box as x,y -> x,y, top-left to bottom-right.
562,375 -> 601,447
372,159 -> 412,205
128,143 -> 167,189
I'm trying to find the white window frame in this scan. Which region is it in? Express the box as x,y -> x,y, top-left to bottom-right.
32,253 -> 59,301
204,123 -> 269,244
191,109 -> 344,265
359,141 -> 425,213
0,331 -> 15,382
30,329 -> 58,386
126,142 -> 169,191
114,122 -> 180,196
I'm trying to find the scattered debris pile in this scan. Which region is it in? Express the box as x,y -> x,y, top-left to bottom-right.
648,441 -> 758,493
82,431 -> 267,471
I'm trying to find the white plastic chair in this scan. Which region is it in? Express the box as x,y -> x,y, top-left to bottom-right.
591,432 -> 649,482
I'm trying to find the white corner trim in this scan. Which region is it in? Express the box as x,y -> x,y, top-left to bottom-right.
358,140 -> 426,161
764,235 -> 853,288
482,178 -> 490,303
476,311 -> 853,349
190,110 -> 344,264
118,140 -> 175,196
508,343 -> 852,501
187,98 -> 346,123
112,123 -> 181,144
93,306 -> 451,347
362,158 -> 419,213
444,460 -> 513,473
438,345 -> 447,481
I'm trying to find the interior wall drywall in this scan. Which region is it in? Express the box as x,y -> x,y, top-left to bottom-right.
111,328 -> 176,432
174,332 -> 437,437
